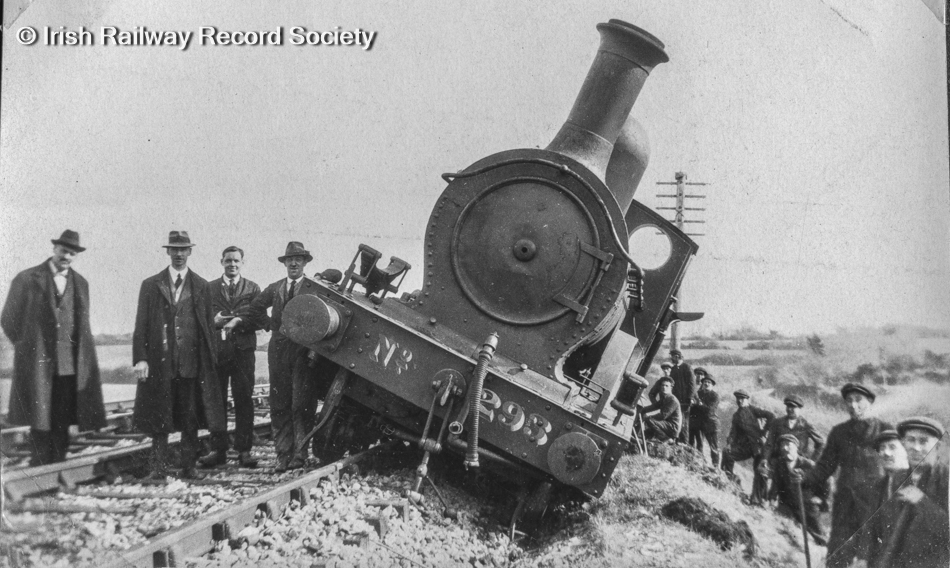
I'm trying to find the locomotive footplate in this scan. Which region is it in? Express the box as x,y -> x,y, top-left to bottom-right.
282,282 -> 630,497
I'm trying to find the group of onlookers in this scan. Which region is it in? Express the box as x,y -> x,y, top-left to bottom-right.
637,349 -> 948,568
2,230 -> 334,480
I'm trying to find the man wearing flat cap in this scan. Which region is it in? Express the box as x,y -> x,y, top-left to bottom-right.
1,230 -> 107,465
867,421 -> 948,568
762,394 -> 828,507
132,231 -> 226,479
769,434 -> 826,546
638,376 -> 682,443
689,369 -> 722,466
658,349 -> 696,444
803,383 -> 892,568
244,242 -> 332,472
722,389 -> 775,505
649,362 -> 673,404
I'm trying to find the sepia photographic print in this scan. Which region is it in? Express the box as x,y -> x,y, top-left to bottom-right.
1,1 -> 948,567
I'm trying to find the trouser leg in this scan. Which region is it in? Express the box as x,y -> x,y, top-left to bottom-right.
149,433 -> 169,475
677,405 -> 690,444
292,350 -> 318,461
211,359 -> 233,453
269,342 -> 294,463
49,375 -> 77,463
231,348 -> 256,453
29,429 -> 53,466
751,455 -> 769,503
704,421 -> 721,466
689,413 -> 704,451
173,375 -> 200,469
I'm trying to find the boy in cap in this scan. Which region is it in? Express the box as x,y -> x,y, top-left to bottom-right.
689,369 -> 722,466
649,362 -> 673,403
867,422 -> 948,568
722,389 -> 775,504
803,383 -> 892,568
638,376 -> 682,443
770,434 -> 826,546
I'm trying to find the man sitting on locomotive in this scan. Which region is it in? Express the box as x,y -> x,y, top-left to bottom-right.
638,376 -> 682,443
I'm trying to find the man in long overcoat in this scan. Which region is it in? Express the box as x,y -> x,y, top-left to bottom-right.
132,231 -> 225,479
1,230 -> 106,465
803,383 -> 891,568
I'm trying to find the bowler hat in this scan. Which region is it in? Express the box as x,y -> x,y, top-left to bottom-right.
783,395 -> 804,408
874,429 -> 900,448
777,434 -> 800,447
694,366 -> 707,376
51,229 -> 86,252
840,383 -> 875,402
669,349 -> 683,357
897,416 -> 945,440
278,241 -> 313,263
660,362 -> 673,370
733,389 -> 750,399
657,376 -> 674,386
162,230 -> 195,249
700,372 -> 716,385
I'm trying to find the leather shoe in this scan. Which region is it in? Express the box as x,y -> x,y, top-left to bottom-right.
198,451 -> 227,468
274,457 -> 289,474
179,467 -> 203,480
288,457 -> 305,470
238,452 -> 258,468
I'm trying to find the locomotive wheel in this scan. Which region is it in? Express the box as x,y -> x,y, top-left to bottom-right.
509,481 -> 554,539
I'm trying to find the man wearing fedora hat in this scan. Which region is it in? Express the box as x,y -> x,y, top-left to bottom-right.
132,231 -> 226,479
1,230 -> 107,465
244,242 -> 332,472
803,383 -> 892,568
867,418 -> 948,568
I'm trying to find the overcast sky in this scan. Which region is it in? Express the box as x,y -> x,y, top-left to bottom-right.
1,0 -> 947,336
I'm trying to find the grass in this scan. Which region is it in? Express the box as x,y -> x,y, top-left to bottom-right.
518,453 -> 820,567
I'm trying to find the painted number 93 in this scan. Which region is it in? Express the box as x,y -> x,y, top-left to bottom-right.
479,388 -> 552,446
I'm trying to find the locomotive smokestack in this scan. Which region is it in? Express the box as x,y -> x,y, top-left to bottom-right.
546,20 -> 668,184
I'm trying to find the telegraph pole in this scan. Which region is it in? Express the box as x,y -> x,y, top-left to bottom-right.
656,172 -> 709,351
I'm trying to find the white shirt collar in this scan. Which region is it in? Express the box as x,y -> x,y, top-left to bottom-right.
168,266 -> 190,281
48,260 -> 69,277
223,274 -> 241,285
287,276 -> 303,287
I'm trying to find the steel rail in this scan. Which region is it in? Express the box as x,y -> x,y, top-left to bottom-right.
102,442 -> 395,568
2,420 -> 273,501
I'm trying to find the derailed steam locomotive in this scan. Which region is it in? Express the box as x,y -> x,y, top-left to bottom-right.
282,19 -> 700,527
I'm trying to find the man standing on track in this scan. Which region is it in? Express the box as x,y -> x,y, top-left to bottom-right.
132,231 -> 226,479
198,246 -> 262,469
1,230 -> 107,465
690,370 -> 722,466
244,242 -> 329,473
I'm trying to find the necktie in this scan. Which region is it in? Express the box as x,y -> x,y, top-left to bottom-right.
287,280 -> 296,301
175,274 -> 183,291
228,279 -> 237,297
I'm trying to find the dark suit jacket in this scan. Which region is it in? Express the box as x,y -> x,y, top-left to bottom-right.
211,276 -> 261,353
247,276 -> 321,347
0,261 -> 106,431
132,269 -> 225,433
